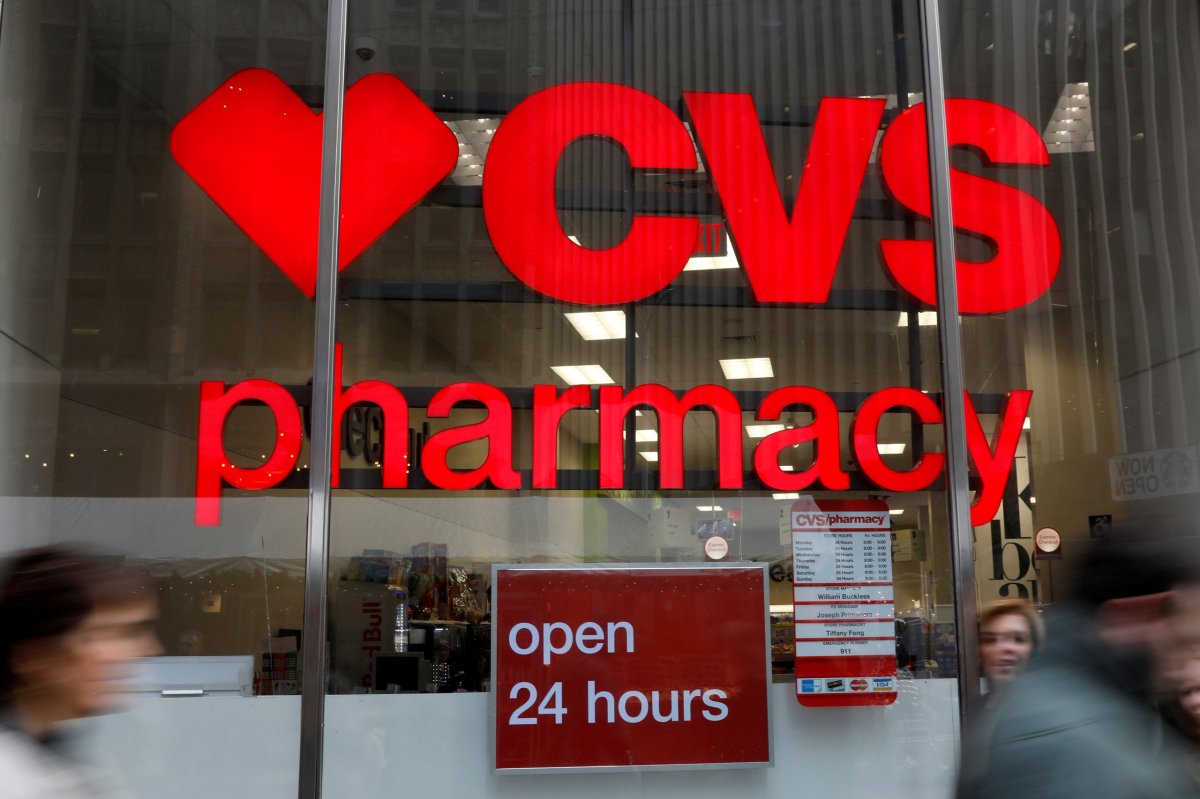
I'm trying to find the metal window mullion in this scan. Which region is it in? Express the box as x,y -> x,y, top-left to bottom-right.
299,0 -> 349,795
916,0 -> 981,724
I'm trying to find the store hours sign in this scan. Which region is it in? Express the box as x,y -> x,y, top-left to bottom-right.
492,564 -> 771,772
792,499 -> 898,707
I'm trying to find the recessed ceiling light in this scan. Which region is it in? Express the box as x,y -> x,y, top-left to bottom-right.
773,493 -> 800,500
622,429 -> 659,443
780,465 -> 796,472
1023,418 -> 1031,430
550,364 -> 615,385
1123,41 -> 1138,52
746,424 -> 786,438
639,451 -> 659,462
889,508 -> 905,515
1029,496 -> 1037,505
877,443 -> 906,455
564,310 -> 628,341
897,312 -> 938,327
696,505 -> 723,512
720,357 -> 774,380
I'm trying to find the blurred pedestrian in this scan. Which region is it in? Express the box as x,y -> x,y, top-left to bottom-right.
0,545 -> 161,797
956,598 -> 1044,791
978,599 -> 1043,704
1161,656 -> 1200,745
957,532 -> 1200,798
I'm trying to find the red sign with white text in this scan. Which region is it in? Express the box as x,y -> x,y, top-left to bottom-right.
493,565 -> 771,771
792,499 -> 898,707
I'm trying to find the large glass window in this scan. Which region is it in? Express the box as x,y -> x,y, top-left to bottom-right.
940,0 -> 1200,606
323,1 -> 959,796
6,0 -> 1161,795
0,0 -> 328,794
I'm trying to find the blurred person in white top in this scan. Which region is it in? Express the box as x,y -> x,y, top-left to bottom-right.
0,546 -> 161,798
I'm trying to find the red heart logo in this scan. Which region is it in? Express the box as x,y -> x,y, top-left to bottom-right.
171,68 -> 458,298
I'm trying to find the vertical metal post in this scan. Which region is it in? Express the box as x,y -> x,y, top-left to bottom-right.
298,0 -> 349,794
916,0 -> 981,723
621,0 -> 637,487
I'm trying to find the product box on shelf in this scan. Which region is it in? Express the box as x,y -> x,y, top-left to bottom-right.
411,542 -> 449,619
331,580 -> 401,693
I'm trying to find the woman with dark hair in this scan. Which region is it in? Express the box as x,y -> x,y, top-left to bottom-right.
0,545 -> 160,797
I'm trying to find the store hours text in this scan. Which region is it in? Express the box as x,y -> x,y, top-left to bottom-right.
504,620 -> 729,725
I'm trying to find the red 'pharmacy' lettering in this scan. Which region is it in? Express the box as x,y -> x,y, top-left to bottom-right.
193,346 -> 1032,528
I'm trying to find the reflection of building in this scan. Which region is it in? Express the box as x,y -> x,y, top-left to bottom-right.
944,3 -> 1200,601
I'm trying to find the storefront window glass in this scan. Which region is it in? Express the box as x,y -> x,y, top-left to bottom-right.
0,0 -> 328,793
322,1 -> 960,796
2,0 -> 1146,794
940,0 -> 1200,610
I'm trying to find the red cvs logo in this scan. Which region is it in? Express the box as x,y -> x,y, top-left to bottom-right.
171,69 -> 458,298
172,72 -> 1060,312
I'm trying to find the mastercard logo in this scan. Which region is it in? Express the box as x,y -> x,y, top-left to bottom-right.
850,679 -> 868,692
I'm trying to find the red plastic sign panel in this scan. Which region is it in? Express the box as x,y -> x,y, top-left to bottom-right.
493,564 -> 771,772
792,498 -> 897,707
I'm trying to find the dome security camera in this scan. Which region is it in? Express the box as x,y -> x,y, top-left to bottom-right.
352,35 -> 379,61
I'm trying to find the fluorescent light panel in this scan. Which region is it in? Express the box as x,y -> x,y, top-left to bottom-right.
897,311 -> 938,327
720,357 -> 774,380
639,451 -> 659,462
564,311 -> 628,341
1043,82 -> 1095,153
877,443 -> 906,455
746,424 -> 786,438
550,364 -> 615,385
696,505 -> 723,512
773,493 -> 801,500
889,509 -> 905,516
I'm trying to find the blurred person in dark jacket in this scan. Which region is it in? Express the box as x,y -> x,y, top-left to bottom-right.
0,545 -> 161,798
1158,655 -> 1200,791
956,599 -> 1045,791
957,532 -> 1200,799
